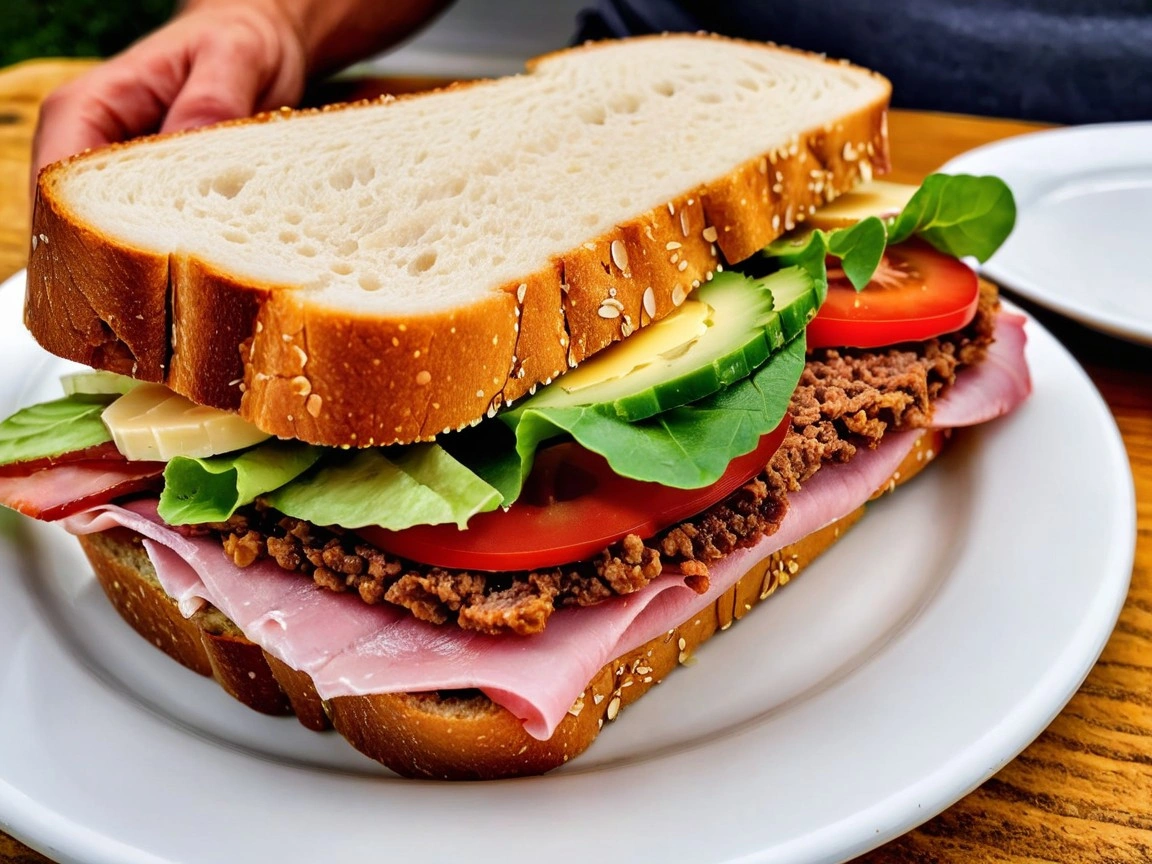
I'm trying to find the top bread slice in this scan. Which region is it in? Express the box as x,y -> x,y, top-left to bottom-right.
27,34 -> 890,447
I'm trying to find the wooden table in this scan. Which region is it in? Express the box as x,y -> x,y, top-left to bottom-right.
0,59 -> 1149,864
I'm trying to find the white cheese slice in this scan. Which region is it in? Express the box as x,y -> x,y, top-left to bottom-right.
102,383 -> 270,461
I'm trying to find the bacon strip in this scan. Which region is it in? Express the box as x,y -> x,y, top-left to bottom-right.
0,461 -> 163,520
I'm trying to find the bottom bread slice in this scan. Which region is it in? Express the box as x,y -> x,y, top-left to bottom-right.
77,429 -> 945,780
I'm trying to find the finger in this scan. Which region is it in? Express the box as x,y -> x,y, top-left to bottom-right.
160,36 -> 268,134
32,58 -> 181,176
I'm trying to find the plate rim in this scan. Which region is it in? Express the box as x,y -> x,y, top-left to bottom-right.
0,268 -> 1136,864
940,120 -> 1152,345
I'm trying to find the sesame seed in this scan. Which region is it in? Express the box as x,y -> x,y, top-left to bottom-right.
606,695 -> 621,721
610,239 -> 630,274
305,394 -> 322,418
642,287 -> 657,319
597,302 -> 621,319
677,260 -> 688,272
416,370 -> 431,386
702,226 -> 718,243
290,375 -> 311,397
671,285 -> 687,306
516,282 -> 527,303
476,389 -> 485,398
665,241 -> 682,250
679,209 -> 690,237
593,693 -> 605,705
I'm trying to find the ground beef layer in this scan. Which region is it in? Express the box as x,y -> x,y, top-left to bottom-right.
204,282 -> 998,636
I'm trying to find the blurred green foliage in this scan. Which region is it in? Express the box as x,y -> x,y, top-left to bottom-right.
0,0 -> 176,67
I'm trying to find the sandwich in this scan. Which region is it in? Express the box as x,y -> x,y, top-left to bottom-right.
0,34 -> 1030,779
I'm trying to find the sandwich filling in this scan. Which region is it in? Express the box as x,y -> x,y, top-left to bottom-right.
193,282 -> 998,635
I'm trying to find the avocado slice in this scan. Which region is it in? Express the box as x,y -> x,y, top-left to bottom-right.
525,266 -> 818,421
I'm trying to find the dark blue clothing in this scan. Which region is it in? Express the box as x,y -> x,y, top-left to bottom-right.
575,0 -> 1152,124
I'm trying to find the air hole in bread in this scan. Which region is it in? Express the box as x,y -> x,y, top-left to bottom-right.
173,198 -> 185,211
408,250 -> 437,274
578,104 -> 607,125
297,244 -> 317,257
330,261 -> 353,275
337,238 -> 359,256
211,167 -> 255,199
652,80 -> 676,97
445,176 -> 467,198
279,230 -> 298,243
582,213 -> 598,227
697,92 -> 723,105
609,94 -> 642,114
284,210 -> 303,225
329,168 -> 354,191
357,195 -> 374,209
358,273 -> 381,291
354,158 -> 375,184
737,77 -> 761,92
223,230 -> 248,244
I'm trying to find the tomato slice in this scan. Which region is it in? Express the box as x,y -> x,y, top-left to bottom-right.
359,415 -> 791,572
807,239 -> 979,349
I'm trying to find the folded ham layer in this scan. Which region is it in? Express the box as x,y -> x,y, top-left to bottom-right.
54,313 -> 1030,739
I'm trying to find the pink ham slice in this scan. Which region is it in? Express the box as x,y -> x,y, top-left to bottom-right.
55,312 -> 1029,740
932,311 -> 1031,428
0,461 -> 163,520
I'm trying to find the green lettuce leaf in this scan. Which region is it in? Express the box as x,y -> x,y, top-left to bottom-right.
887,173 -> 1016,260
458,333 -> 805,501
158,441 -> 321,525
0,394 -> 115,465
264,443 -> 503,530
762,216 -> 887,301
762,173 -> 1016,292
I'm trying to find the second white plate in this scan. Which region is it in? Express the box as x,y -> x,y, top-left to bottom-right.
943,122 -> 1152,345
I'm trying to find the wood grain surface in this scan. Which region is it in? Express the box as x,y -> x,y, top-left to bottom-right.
0,60 -> 1149,864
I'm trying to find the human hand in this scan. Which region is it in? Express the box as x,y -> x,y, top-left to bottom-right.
32,0 -> 306,186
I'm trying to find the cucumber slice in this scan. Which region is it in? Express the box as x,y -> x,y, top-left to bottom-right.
61,370 -> 139,397
527,266 -> 818,421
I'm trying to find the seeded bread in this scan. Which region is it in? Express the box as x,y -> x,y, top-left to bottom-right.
28,34 -> 890,447
74,429 -> 943,780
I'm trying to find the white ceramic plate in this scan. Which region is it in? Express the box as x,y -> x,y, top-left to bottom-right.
941,122 -> 1152,345
0,269 -> 1134,864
